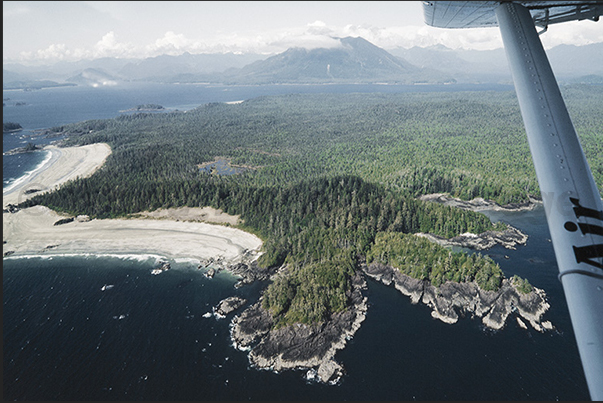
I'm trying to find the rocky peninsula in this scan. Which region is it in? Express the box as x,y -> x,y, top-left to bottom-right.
362,262 -> 553,332
419,192 -> 540,212
416,193 -> 533,250
416,224 -> 528,251
230,272 -> 368,384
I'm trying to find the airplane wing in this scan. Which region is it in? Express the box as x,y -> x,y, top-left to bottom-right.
423,1 -> 601,29
423,1 -> 603,400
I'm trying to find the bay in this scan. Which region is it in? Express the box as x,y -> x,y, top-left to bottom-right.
2,82 -> 590,400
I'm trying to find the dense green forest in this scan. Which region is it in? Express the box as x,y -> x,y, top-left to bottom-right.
23,85 -> 603,327
367,232 -> 504,291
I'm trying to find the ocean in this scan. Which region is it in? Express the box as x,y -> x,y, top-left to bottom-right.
2,82 -> 590,400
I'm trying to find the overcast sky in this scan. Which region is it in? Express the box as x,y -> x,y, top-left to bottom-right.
4,1 -> 603,64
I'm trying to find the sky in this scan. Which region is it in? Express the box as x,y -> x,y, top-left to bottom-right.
3,1 -> 603,64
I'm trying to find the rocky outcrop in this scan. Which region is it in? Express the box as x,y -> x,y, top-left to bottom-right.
229,261 -> 276,287
3,204 -> 20,214
416,224 -> 528,250
230,272 -> 368,384
76,215 -> 90,222
150,260 -> 170,275
362,263 -> 552,332
214,296 -> 247,317
53,217 -> 74,226
197,252 -> 272,286
418,193 -> 540,212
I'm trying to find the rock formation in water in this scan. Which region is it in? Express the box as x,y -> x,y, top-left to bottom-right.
214,296 -> 247,317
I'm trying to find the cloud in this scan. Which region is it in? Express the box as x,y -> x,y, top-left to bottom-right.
34,43 -> 72,61
266,23 -> 343,52
306,20 -> 333,36
15,31 -> 139,62
296,22 -> 504,51
8,19 -> 602,64
540,20 -> 603,48
91,31 -> 136,58
146,31 -> 196,55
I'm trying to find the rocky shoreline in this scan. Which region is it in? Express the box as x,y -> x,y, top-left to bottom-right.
416,224 -> 528,251
362,262 -> 553,332
198,257 -> 275,288
213,296 -> 247,318
416,193 -> 533,251
213,220 -> 542,385
418,192 -> 541,212
229,272 -> 368,384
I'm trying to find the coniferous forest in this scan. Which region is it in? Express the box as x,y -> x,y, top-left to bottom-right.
23,85 -> 603,327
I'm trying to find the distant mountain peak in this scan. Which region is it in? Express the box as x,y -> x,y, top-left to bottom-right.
223,36 -> 432,84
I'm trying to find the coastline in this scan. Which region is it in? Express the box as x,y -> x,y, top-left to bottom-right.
3,149 -> 53,197
1,141 -> 551,386
418,192 -> 541,213
3,143 -> 112,208
3,142 -> 263,269
230,271 -> 369,384
3,205 -> 263,266
417,192 -> 532,250
362,262 -> 553,332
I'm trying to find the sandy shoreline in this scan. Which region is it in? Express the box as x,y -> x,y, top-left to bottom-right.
3,206 -> 262,264
3,143 -> 263,265
3,143 -> 112,208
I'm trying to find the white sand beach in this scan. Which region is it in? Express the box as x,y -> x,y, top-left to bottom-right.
3,143 -> 263,264
3,143 -> 112,208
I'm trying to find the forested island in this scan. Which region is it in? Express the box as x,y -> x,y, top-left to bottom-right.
20,85 -> 603,383
3,122 -> 22,132
120,103 -> 165,112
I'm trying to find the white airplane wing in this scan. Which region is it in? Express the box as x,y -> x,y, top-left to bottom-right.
423,1 -> 601,29
423,1 -> 603,400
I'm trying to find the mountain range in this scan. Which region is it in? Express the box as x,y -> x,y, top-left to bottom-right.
163,36 -> 455,85
389,42 -> 603,83
4,37 -> 602,88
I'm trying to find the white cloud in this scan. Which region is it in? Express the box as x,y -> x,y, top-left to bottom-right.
15,31 -> 140,62
6,17 -> 602,64
294,22 -> 505,51
91,31 -> 136,58
540,20 -> 603,49
34,43 -> 72,61
306,20 -> 333,36
146,31 -> 195,55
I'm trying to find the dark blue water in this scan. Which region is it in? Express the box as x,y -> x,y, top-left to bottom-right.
3,82 -> 590,400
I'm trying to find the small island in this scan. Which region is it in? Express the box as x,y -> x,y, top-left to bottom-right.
4,142 -> 41,155
3,122 -> 22,133
120,103 -> 165,112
